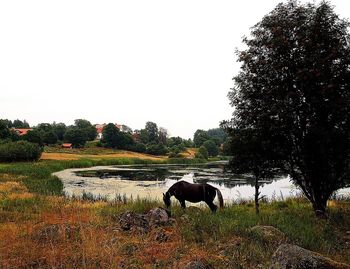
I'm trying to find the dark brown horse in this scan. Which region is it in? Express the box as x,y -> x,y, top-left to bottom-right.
163,181 -> 224,212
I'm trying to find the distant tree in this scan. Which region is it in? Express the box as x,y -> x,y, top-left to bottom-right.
64,128 -> 87,148
52,122 -> 67,141
158,127 -> 169,145
0,121 -> 10,140
145,121 -> 159,143
193,130 -> 210,147
74,119 -> 97,141
102,123 -> 120,148
195,146 -> 208,159
203,140 -> 219,157
23,129 -> 43,146
227,1 -> 350,216
121,125 -> 133,133
12,119 -> 30,128
36,123 -> 53,133
0,119 -> 13,128
43,131 -> 58,145
139,129 -> 149,144
207,128 -> 228,145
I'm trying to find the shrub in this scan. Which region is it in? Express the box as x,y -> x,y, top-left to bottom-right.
128,143 -> 147,153
203,140 -> 219,157
0,141 -> 43,162
146,143 -> 168,155
195,146 -> 208,159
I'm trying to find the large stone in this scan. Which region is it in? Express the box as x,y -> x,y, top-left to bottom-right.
146,207 -> 170,227
118,208 -> 172,234
250,225 -> 286,243
269,244 -> 350,269
119,211 -> 150,233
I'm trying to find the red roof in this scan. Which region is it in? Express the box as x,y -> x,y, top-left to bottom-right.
13,128 -> 32,136
62,143 -> 72,148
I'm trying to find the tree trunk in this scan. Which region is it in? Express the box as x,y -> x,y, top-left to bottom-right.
255,176 -> 260,215
310,196 -> 328,218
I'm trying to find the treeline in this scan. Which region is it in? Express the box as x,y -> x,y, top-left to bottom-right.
0,119 -> 97,148
0,119 -> 43,162
101,121 -> 193,156
192,128 -> 230,159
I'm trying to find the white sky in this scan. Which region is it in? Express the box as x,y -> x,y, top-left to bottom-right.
1,0 -> 349,139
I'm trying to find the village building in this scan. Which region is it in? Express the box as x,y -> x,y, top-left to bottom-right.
12,128 -> 33,136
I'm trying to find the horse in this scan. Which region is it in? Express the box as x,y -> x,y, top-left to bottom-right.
163,181 -> 224,212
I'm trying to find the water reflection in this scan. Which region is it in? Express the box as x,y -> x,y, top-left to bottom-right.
52,163 -> 349,202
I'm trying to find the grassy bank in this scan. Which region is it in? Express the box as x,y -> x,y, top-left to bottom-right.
0,189 -> 349,268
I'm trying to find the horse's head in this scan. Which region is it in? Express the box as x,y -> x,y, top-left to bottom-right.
163,192 -> 171,208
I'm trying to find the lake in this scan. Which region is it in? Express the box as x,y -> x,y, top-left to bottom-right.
53,162 -> 350,204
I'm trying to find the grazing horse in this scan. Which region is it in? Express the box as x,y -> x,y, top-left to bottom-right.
163,181 -> 224,212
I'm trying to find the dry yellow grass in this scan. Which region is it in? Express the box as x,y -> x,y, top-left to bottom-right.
41,150 -> 167,161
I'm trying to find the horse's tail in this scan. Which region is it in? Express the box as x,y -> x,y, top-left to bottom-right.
216,188 -> 224,209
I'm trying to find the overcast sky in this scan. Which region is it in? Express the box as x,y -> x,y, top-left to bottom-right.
1,0 -> 349,138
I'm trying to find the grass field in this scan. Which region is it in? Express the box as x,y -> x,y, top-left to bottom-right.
0,151 -> 349,268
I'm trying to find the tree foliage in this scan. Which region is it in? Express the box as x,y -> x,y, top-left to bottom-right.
203,140 -> 219,157
226,1 -> 350,215
64,128 -> 87,148
193,130 -> 210,147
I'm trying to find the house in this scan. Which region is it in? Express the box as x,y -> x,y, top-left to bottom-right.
62,143 -> 72,149
12,128 -> 33,136
94,123 -> 130,140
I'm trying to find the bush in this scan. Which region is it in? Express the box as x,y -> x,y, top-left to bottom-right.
203,140 -> 219,157
0,141 -> 43,162
128,143 -> 147,153
195,146 -> 208,159
146,143 -> 168,155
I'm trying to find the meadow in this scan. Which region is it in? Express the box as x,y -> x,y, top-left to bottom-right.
0,149 -> 349,268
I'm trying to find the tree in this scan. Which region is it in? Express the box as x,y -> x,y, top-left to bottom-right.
43,131 -> 58,145
0,120 -> 10,140
52,122 -> 67,141
74,119 -> 97,141
23,129 -> 43,146
102,123 -> 120,148
228,1 -> 350,216
207,128 -> 228,145
193,130 -> 210,147
64,128 -> 87,148
36,123 -> 53,133
195,146 -> 208,159
158,127 -> 169,145
12,119 -> 30,128
224,128 -> 280,214
203,140 -> 219,157
145,121 -> 159,143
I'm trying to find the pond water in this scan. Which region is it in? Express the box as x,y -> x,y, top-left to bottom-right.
53,162 -> 350,204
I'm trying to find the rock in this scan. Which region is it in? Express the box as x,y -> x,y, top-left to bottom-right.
146,207 -> 170,227
184,259 -> 214,269
118,208 -> 173,234
119,211 -> 150,233
250,225 -> 286,243
269,244 -> 350,269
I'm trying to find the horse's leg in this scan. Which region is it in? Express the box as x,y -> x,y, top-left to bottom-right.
180,200 -> 186,209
